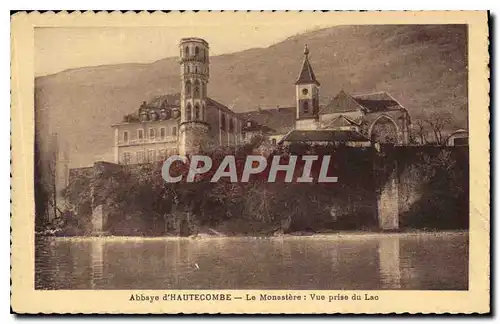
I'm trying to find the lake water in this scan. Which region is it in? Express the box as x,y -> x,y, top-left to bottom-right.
35,232 -> 468,290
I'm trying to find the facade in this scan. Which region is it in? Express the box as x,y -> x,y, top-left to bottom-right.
112,38 -> 244,164
111,40 -> 412,164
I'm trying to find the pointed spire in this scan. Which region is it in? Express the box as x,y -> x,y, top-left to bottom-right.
295,45 -> 320,86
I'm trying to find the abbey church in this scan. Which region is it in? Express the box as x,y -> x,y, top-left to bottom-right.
112,38 -> 411,164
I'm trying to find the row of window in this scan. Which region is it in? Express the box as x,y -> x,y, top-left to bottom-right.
184,80 -> 206,99
121,148 -> 176,165
185,104 -> 203,121
121,127 -> 177,143
220,113 -> 237,132
182,46 -> 208,62
184,65 -> 208,75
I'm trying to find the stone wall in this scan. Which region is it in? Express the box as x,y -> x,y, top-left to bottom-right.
62,145 -> 468,235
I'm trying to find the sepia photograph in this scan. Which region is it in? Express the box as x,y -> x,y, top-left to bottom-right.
10,11 -> 489,314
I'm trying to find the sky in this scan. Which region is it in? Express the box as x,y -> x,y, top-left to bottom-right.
35,23 -> 334,77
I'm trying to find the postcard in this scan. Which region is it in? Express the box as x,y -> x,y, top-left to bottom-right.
11,11 -> 490,314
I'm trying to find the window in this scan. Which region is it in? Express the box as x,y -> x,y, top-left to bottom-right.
229,118 -> 234,133
221,113 -> 226,131
303,101 -> 309,113
195,46 -> 199,56
185,80 -> 192,98
160,127 -> 166,140
172,126 -> 177,136
149,128 -> 156,141
195,104 -> 200,120
193,80 -> 200,98
272,138 -> 277,145
137,129 -> 144,141
148,149 -> 156,162
246,121 -> 252,128
137,151 -> 145,164
121,152 -> 131,165
242,132 -> 246,140
186,104 -> 192,121
184,46 -> 189,57
123,131 -> 129,143
158,149 -> 167,160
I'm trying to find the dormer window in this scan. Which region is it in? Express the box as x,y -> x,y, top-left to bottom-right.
149,111 -> 158,121
140,110 -> 148,122
160,109 -> 168,120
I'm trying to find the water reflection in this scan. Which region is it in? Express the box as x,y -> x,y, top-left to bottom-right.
35,233 -> 468,290
378,237 -> 401,289
90,241 -> 104,289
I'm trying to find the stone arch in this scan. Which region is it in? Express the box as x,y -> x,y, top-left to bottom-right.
368,114 -> 401,144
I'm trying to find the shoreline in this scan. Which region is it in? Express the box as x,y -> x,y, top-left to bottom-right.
37,230 -> 469,242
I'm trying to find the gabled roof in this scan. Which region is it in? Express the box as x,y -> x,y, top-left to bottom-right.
320,90 -> 406,115
280,130 -> 370,143
351,92 -> 403,112
320,90 -> 367,115
295,46 -> 320,86
238,107 -> 296,135
321,115 -> 361,129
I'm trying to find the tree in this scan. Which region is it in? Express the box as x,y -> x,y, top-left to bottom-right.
425,111 -> 453,145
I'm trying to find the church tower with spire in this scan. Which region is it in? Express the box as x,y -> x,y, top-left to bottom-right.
295,45 -> 321,130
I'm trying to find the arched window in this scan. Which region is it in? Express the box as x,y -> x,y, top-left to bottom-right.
187,65 -> 190,73
370,115 -> 399,144
193,80 -> 201,98
186,104 -> 192,121
185,80 -> 192,98
229,118 -> 234,133
184,46 -> 189,57
195,104 -> 200,120
221,113 -> 226,131
195,46 -> 199,57
303,101 -> 309,114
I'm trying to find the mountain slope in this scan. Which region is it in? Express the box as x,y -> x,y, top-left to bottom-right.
35,25 -> 467,167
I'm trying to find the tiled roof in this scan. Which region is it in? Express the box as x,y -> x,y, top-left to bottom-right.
206,97 -> 239,116
321,115 -> 361,128
352,92 -> 403,112
320,91 -> 404,115
320,90 -> 367,114
295,55 -> 320,86
146,93 -> 181,109
238,107 -> 296,135
280,130 -> 370,143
